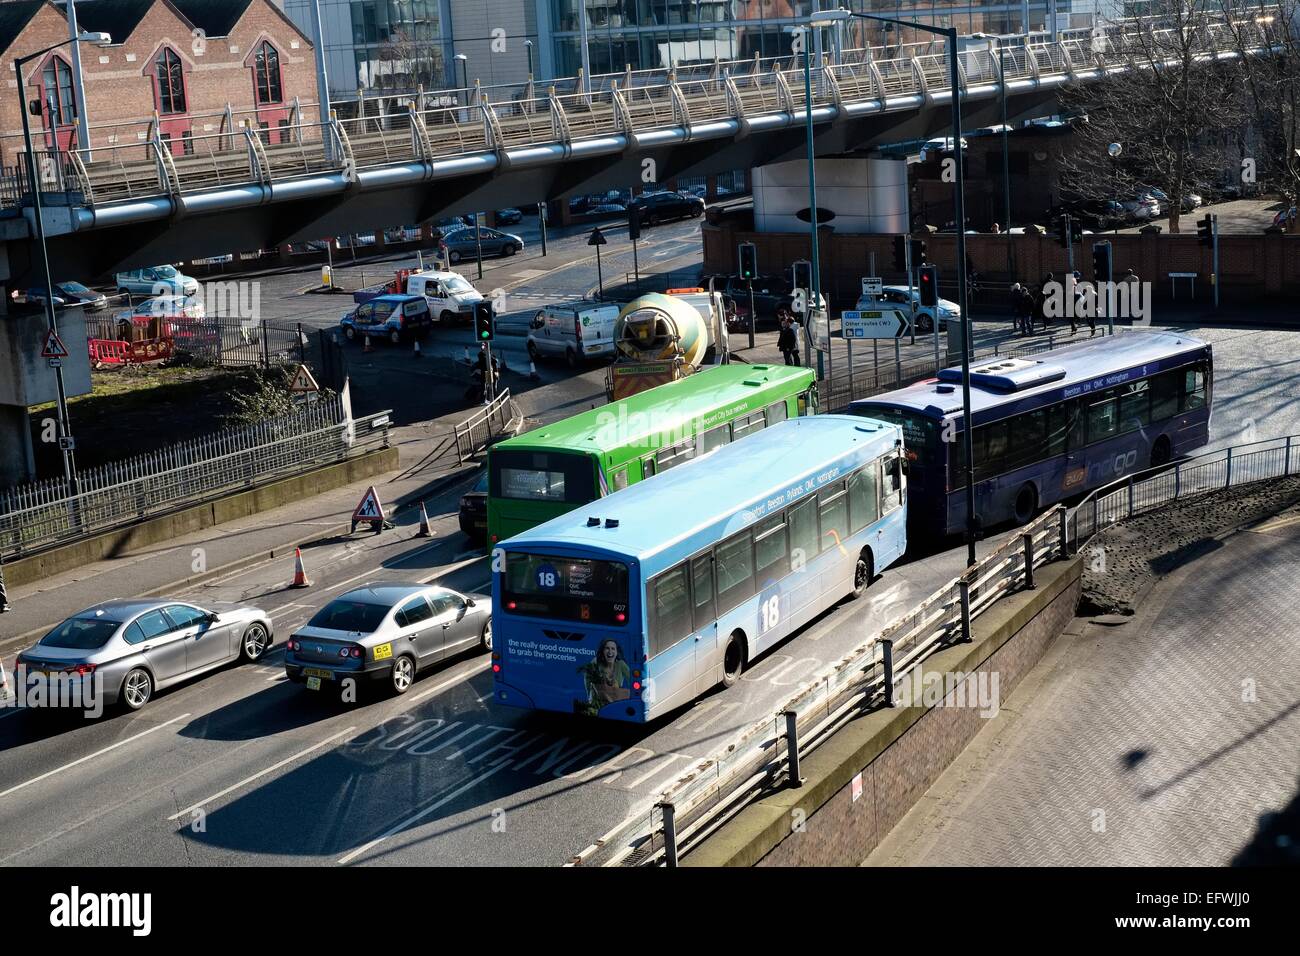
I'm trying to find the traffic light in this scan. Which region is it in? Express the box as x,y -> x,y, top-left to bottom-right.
738,242 -> 758,280
1054,216 -> 1071,249
473,301 -> 494,341
791,259 -> 812,292
1197,213 -> 1215,247
1091,241 -> 1112,282
628,205 -> 642,242
892,235 -> 907,271
910,238 -> 927,265
918,264 -> 939,307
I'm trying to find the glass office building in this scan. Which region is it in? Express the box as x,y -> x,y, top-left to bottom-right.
283,0 -> 443,94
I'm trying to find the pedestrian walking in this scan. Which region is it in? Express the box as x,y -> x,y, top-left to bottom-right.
778,316 -> 800,366
1011,283 -> 1034,336
0,551 -> 11,613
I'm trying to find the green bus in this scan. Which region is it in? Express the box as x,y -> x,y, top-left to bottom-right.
486,364 -> 817,543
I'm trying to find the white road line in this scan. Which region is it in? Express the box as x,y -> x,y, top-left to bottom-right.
336,758 -> 511,865
268,604 -> 309,620
167,725 -> 357,820
409,662 -> 490,703
0,713 -> 191,800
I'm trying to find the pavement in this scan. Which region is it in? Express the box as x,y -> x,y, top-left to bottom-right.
865,487 -> 1300,867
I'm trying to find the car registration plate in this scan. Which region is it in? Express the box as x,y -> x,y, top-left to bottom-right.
373,642 -> 392,661
306,676 -> 322,691
303,667 -> 333,679
585,344 -> 602,352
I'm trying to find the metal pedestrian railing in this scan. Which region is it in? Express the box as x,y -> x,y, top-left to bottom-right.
453,388 -> 520,463
1068,434 -> 1300,548
571,505 -> 1068,866
0,13 -> 1271,215
0,397 -> 392,560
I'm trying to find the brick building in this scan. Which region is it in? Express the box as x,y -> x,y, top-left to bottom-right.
0,0 -> 315,166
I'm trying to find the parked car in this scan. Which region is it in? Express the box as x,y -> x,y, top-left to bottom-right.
587,203 -> 628,217
458,469 -> 489,541
115,265 -> 199,298
855,285 -> 960,334
341,294 -> 433,344
527,302 -> 620,366
27,281 -> 108,311
438,225 -> 525,263
284,583 -> 492,698
1044,199 -> 1125,231
1121,194 -> 1161,220
494,208 -> 523,225
115,295 -> 206,328
14,599 -> 274,712
629,190 -> 705,225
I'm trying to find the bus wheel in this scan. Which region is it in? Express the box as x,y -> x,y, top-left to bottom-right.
1013,483 -> 1038,526
721,633 -> 746,688
1150,436 -> 1172,468
852,549 -> 874,599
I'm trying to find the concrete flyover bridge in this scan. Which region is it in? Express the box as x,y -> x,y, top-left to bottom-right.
0,11 -> 1277,282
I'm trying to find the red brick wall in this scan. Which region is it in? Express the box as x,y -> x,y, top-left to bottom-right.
1,0 -> 313,166
704,221 -> 1300,306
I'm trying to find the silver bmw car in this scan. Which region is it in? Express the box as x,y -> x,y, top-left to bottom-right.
284,582 -> 491,698
14,599 -> 274,712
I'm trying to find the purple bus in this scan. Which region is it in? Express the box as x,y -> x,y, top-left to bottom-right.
849,331 -> 1212,541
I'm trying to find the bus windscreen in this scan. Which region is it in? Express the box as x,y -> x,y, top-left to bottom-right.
503,553 -> 630,625
490,450 -> 597,504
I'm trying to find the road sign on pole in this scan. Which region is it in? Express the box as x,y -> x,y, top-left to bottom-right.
841,309 -> 912,340
861,277 -> 883,297
288,364 -> 320,393
40,329 -> 69,358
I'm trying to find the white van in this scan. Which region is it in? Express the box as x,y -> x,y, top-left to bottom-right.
526,303 -> 620,366
403,270 -> 484,323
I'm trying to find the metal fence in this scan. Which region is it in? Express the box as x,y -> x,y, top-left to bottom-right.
1068,434 -> 1300,548
0,396 -> 391,560
572,506 -> 1067,866
87,314 -> 307,370
454,389 -> 520,463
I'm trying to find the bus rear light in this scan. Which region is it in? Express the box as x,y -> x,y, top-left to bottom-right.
632,681 -> 641,691
492,663 -> 501,673
631,669 -> 641,679
615,612 -> 626,622
491,535 -> 499,543
506,601 -> 517,610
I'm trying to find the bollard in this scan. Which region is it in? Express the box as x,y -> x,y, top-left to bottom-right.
784,710 -> 803,788
659,802 -> 679,867
958,578 -> 972,643
1022,533 -> 1036,590
881,638 -> 896,707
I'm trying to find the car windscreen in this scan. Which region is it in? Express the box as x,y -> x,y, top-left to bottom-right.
40,616 -> 121,649
444,276 -> 474,293
154,265 -> 177,278
61,282 -> 92,294
473,470 -> 489,493
503,553 -> 629,625
489,449 -> 597,504
306,600 -> 390,633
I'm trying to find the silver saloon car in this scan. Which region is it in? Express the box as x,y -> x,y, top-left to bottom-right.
284,582 -> 492,698
13,600 -> 274,712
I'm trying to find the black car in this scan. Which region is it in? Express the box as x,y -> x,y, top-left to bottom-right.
494,208 -> 523,225
458,469 -> 489,541
1045,199 -> 1126,230
630,191 -> 706,226
708,273 -> 799,328
28,280 -> 109,311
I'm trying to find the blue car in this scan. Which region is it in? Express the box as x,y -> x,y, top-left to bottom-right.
341,294 -> 432,345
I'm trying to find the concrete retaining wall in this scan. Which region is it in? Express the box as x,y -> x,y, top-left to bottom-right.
686,556 -> 1082,867
4,446 -> 398,589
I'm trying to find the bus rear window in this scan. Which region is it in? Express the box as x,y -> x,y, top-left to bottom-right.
490,450 -> 597,504
503,553 -> 629,625
851,407 -> 937,465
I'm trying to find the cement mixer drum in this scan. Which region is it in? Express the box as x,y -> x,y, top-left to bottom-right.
614,293 -> 710,367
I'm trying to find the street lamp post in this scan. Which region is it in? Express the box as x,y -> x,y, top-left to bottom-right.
524,39 -> 534,79
789,22 -> 828,379
1108,142 -> 1122,235
15,31 -> 112,496
832,8 -> 977,566
455,53 -> 468,123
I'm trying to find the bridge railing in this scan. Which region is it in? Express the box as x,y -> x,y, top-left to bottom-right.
0,13 -> 1268,213
571,504 -> 1069,866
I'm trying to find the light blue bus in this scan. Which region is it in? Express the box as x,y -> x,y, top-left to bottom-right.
490,415 -> 907,722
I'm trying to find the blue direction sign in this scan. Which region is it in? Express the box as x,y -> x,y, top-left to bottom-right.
841,309 -> 911,339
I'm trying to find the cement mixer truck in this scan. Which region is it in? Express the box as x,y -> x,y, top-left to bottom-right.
605,286 -> 730,400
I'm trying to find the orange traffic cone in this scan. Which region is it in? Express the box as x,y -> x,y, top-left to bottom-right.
416,501 -> 432,537
290,547 -> 312,588
363,335 -> 374,353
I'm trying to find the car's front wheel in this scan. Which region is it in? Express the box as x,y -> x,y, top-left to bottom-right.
390,655 -> 416,695
240,623 -> 270,663
344,325 -> 357,341
501,243 -> 516,257
121,668 -> 153,711
480,619 -> 493,653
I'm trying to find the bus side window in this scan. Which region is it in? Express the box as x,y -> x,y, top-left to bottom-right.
1150,370 -> 1180,421
1182,365 -> 1207,410
848,466 -> 879,532
733,411 -> 766,440
1065,400 -> 1085,451
715,530 -> 755,612
754,515 -> 789,583
797,388 -> 817,416
765,401 -> 788,427
1086,391 -> 1120,444
699,424 -> 730,454
649,565 -> 693,658
788,496 -> 821,564
818,485 -> 850,547
641,456 -> 656,479
690,554 -> 716,631
1046,404 -> 1070,457
881,456 -> 903,514
611,466 -> 629,491
656,440 -> 694,472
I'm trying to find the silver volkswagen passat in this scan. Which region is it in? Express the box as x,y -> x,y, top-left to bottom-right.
284,582 -> 492,699
13,600 -> 273,712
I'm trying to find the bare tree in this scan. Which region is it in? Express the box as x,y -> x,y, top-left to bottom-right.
1057,2 -> 1243,233
1218,0 -> 1300,205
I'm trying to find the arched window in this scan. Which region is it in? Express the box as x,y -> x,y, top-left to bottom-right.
254,41 -> 282,105
154,47 -> 187,114
41,56 -> 77,125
